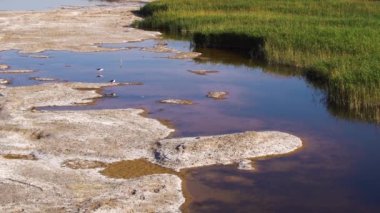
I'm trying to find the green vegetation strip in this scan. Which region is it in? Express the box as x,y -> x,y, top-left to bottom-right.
137,0 -> 380,123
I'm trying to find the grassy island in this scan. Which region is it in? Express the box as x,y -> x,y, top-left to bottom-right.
137,0 -> 380,123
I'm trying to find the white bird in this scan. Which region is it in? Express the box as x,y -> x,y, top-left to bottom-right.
97,68 -> 104,72
109,79 -> 116,83
97,74 -> 104,78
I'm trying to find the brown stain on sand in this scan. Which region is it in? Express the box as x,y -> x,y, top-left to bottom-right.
100,159 -> 178,179
3,153 -> 37,160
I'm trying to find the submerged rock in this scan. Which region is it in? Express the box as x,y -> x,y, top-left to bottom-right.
0,70 -> 35,74
159,99 -> 194,105
119,82 -> 144,86
237,159 -> 255,171
0,79 -> 10,84
207,91 -> 228,99
188,70 -> 219,75
169,52 -> 202,59
29,54 -> 49,59
143,43 -> 176,53
0,64 -> 9,70
29,77 -> 57,82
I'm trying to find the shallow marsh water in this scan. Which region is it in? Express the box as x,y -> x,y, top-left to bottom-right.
1,38 -> 380,212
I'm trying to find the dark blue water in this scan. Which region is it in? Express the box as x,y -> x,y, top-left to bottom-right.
1,39 -> 379,213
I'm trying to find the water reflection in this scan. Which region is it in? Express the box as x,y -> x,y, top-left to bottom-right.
194,47 -> 380,124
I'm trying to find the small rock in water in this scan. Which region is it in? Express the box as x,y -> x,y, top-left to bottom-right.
207,91 -> 228,100
169,52 -> 202,59
29,54 -> 49,59
0,64 -> 10,70
237,159 -> 255,171
0,78 -> 10,84
119,82 -> 144,86
0,69 -> 35,74
30,77 -> 57,81
159,99 -> 193,105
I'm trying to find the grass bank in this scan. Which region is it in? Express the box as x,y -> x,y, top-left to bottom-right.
136,0 -> 380,123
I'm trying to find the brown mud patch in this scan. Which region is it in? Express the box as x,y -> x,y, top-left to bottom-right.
101,159 -> 177,179
2,153 -> 37,160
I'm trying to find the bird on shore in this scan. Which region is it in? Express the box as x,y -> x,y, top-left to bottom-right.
109,79 -> 116,83
97,68 -> 104,72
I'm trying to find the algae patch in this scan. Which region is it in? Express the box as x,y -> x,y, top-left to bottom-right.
101,159 -> 177,179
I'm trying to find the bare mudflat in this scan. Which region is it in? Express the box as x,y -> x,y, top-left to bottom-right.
0,5 -> 160,53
